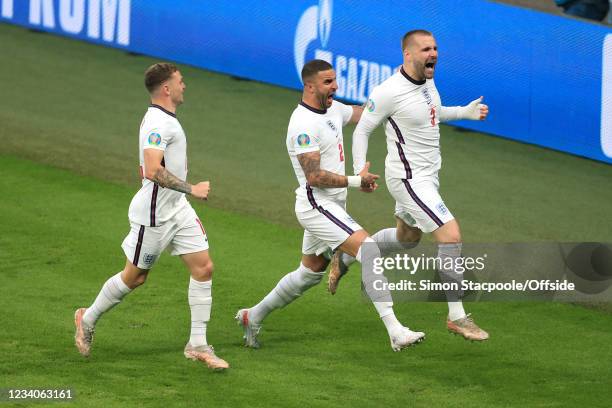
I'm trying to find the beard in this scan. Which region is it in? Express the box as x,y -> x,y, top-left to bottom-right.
317,92 -> 333,109
172,94 -> 184,106
411,60 -> 435,80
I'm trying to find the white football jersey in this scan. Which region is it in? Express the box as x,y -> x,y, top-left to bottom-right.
128,104 -> 189,226
287,101 -> 353,211
353,68 -> 443,180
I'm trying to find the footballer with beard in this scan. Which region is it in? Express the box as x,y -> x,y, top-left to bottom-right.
330,30 -> 491,341
236,59 -> 428,352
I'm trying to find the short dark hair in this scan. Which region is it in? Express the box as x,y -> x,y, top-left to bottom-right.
144,62 -> 178,93
301,59 -> 333,83
402,29 -> 433,50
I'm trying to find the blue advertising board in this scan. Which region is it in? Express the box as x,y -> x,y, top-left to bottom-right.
2,0 -> 611,163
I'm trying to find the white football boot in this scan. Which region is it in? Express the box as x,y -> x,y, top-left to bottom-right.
390,327 -> 426,352
235,309 -> 261,348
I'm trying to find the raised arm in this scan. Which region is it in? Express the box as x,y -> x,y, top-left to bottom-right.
144,149 -> 210,200
440,96 -> 489,122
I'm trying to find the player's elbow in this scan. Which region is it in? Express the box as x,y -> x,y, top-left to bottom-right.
306,173 -> 320,187
144,165 -> 161,181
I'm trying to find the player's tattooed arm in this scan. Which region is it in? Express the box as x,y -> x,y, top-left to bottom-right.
151,167 -> 192,194
143,148 -> 201,197
297,151 -> 348,188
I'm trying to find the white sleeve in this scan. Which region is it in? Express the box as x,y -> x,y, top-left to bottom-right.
336,101 -> 354,126
442,97 -> 485,121
352,86 -> 394,174
143,124 -> 172,151
290,124 -> 321,155
439,106 -> 462,122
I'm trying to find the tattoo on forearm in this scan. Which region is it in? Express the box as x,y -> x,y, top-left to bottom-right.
152,167 -> 192,194
316,171 -> 348,187
298,152 -> 348,188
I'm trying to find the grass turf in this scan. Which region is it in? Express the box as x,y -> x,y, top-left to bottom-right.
1,155 -> 612,408
1,22 -> 612,407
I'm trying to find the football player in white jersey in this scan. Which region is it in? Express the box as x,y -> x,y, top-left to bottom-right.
332,30 -> 490,341
236,60 -> 425,352
74,63 -> 228,370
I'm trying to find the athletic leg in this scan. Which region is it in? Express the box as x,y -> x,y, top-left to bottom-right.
180,249 -> 228,369
338,230 -> 426,351
75,260 -> 147,357
432,219 -> 488,341
329,217 -> 423,294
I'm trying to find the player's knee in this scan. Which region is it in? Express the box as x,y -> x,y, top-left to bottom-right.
192,261 -> 214,280
440,232 -> 461,244
200,261 -> 214,278
309,260 -> 328,273
121,265 -> 149,289
131,271 -> 149,288
301,255 -> 328,272
446,228 -> 462,243
433,221 -> 462,244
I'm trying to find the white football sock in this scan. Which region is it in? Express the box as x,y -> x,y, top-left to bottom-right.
377,302 -> 404,335
374,227 -> 420,253
447,302 -> 466,322
358,237 -> 405,337
438,243 -> 466,321
249,263 -> 324,325
188,278 -> 212,347
341,228 -> 420,267
83,271 -> 132,327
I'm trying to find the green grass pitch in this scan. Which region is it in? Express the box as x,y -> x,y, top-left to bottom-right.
1,23 -> 612,407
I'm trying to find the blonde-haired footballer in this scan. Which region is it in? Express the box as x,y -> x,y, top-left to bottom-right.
74,63 -> 228,370
332,30 -> 490,341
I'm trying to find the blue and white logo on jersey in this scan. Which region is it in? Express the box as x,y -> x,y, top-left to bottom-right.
148,132 -> 161,146
436,202 -> 449,215
366,99 -> 375,112
143,253 -> 157,266
422,88 -> 433,105
297,133 -> 311,147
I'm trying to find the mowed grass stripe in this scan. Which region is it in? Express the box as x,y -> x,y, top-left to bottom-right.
1,156 -> 612,407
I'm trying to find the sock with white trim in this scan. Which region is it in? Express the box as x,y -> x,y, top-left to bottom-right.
83,272 -> 132,327
358,237 -> 405,337
249,263 -> 324,325
437,243 -> 466,321
188,278 -> 212,347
